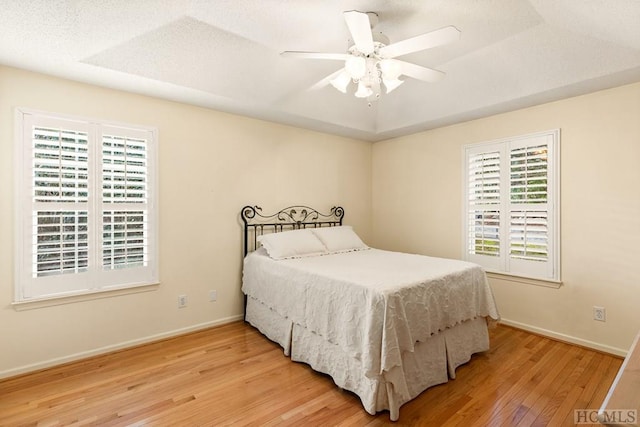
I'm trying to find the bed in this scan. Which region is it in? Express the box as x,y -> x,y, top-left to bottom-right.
240,205 -> 499,421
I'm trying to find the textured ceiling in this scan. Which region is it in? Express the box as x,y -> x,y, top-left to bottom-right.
1,0 -> 639,141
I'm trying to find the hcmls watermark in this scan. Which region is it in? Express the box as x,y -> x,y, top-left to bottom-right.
574,409 -> 637,425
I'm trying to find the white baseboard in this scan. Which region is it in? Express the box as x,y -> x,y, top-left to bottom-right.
0,314 -> 244,380
499,318 -> 628,357
2,315 -> 625,380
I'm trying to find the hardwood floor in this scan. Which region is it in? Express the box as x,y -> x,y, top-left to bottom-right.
0,322 -> 622,426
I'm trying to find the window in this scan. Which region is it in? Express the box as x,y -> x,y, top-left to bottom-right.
15,109 -> 158,302
463,130 -> 560,281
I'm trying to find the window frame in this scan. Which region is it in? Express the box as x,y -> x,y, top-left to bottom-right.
462,129 -> 560,282
14,108 -> 159,303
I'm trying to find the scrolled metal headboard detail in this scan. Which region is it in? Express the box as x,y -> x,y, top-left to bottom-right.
241,205 -> 344,256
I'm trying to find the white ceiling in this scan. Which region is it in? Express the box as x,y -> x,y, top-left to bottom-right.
1,0 -> 639,142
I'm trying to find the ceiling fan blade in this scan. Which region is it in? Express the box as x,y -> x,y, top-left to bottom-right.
343,10 -> 375,55
379,26 -> 460,58
281,51 -> 351,61
395,60 -> 445,83
308,69 -> 344,91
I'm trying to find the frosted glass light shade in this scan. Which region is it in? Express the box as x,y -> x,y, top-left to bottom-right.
379,59 -> 402,80
354,81 -> 373,98
345,57 -> 366,79
330,71 -> 351,93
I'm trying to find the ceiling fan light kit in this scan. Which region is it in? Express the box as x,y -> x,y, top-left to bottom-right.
344,56 -> 367,79
355,81 -> 374,98
281,10 -> 460,104
329,70 -> 351,93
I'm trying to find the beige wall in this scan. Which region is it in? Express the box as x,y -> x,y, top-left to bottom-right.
2,63 -> 639,377
373,82 -> 640,355
0,66 -> 372,377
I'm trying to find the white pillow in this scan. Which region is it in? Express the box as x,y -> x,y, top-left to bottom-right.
311,226 -> 369,254
256,228 -> 327,260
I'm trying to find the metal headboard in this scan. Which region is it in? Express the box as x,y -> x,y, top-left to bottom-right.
240,205 -> 345,256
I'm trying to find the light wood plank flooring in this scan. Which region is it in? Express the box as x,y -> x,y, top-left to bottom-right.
0,322 -> 622,426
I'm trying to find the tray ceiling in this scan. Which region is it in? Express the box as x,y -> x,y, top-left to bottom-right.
1,0 -> 639,141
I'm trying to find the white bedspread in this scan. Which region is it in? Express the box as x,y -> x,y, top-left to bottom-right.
242,248 -> 499,400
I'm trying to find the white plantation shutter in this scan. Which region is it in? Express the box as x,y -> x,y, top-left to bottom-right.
102,211 -> 147,270
34,211 -> 89,277
463,130 -> 559,281
101,129 -> 150,274
33,126 -> 89,203
102,134 -> 148,204
467,150 -> 501,253
509,211 -> 548,261
16,110 -> 158,301
31,125 -> 90,280
465,145 -> 502,270
510,144 -> 548,204
509,140 -> 549,264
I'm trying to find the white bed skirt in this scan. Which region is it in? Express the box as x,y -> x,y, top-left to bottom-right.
246,296 -> 489,421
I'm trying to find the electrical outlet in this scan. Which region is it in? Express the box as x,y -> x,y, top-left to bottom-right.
593,306 -> 606,322
178,294 -> 188,308
209,290 -> 217,302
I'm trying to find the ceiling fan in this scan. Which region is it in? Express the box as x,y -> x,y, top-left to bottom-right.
281,10 -> 460,103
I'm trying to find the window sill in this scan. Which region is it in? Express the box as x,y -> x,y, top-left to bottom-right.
486,272 -> 562,289
12,283 -> 160,311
